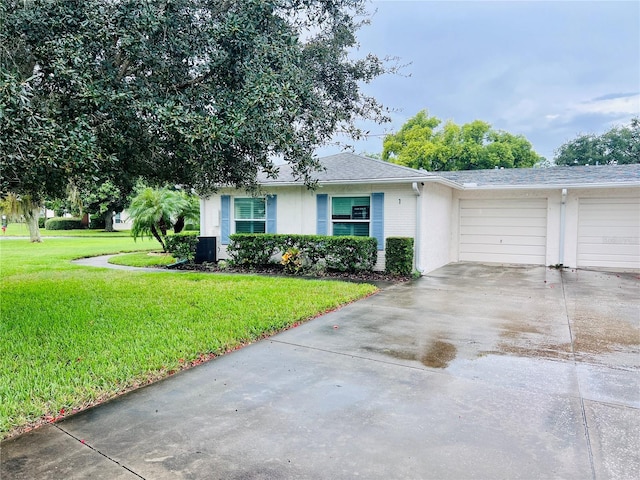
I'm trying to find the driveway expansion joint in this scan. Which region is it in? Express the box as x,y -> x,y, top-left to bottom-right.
560,269 -> 597,480
54,424 -> 146,479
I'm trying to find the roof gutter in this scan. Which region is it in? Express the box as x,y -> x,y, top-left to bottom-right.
454,181 -> 640,191
558,188 -> 567,266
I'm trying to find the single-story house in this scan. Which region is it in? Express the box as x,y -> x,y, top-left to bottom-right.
200,153 -> 640,273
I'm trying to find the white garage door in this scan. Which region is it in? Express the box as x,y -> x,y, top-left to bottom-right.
459,198 -> 548,265
577,197 -> 640,269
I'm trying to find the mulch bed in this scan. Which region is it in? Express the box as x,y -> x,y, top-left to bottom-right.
171,262 -> 413,284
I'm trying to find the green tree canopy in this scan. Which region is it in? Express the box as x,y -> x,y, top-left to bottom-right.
382,110 -> 544,171
554,118 -> 640,166
1,0 -> 391,241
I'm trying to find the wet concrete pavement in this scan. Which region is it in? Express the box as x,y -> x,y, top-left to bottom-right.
2,263 -> 639,479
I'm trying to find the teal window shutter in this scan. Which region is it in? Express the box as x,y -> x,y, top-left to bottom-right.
371,192 -> 384,250
266,195 -> 277,233
221,195 -> 230,244
317,194 -> 328,235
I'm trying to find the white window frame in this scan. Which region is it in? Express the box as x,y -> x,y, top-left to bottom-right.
330,195 -> 371,237
233,197 -> 266,234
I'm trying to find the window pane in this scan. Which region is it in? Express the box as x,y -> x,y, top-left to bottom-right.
331,197 -> 370,220
333,222 -> 369,237
234,198 -> 265,219
235,221 -> 265,234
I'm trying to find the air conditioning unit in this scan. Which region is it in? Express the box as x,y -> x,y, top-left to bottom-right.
195,236 -> 217,264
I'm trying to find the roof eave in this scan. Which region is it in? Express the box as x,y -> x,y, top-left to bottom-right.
261,176 -> 435,187
458,181 -> 640,190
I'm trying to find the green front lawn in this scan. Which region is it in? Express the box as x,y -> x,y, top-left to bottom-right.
0,237 -> 377,438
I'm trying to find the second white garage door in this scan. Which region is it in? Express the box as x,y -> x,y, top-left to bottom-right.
577,197 -> 640,269
459,198 -> 548,265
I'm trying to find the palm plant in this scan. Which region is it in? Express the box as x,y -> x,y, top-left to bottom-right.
128,187 -> 199,251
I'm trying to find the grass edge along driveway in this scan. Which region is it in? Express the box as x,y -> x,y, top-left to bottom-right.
0,237 -> 377,439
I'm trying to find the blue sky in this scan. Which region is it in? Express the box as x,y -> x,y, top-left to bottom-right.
318,0 -> 640,162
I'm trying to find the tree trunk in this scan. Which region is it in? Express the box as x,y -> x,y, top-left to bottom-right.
24,207 -> 42,243
174,216 -> 185,234
104,212 -> 114,232
150,224 -> 166,251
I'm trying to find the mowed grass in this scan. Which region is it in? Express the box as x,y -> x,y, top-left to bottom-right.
108,251 -> 176,267
0,237 -> 377,438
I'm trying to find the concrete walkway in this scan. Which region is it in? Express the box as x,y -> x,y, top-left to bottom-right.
72,254 -> 179,273
2,263 -> 639,479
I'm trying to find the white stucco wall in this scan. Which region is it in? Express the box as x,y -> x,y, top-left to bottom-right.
201,183 -> 639,273
419,182 -> 453,273
200,183 -> 420,270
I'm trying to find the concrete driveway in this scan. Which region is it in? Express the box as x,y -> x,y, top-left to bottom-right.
2,263 -> 639,479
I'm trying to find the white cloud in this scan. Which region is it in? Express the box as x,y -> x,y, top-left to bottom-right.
576,95 -> 640,116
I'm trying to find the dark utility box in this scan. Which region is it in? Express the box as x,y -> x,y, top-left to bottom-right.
195,236 -> 217,264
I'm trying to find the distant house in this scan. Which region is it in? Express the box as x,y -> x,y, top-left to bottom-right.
113,210 -> 133,231
200,153 -> 640,273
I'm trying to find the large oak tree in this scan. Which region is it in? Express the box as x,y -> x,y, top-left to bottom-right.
1,0 -> 390,240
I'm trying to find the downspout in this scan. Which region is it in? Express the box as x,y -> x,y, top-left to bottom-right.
412,182 -> 425,274
558,188 -> 567,266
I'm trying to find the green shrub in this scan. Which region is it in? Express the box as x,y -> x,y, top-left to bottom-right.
38,217 -> 46,228
385,237 -> 414,275
45,217 -> 84,230
228,234 -> 378,273
89,214 -> 106,230
227,234 -> 281,266
165,232 -> 199,262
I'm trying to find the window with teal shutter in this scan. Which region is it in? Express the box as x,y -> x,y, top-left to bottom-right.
266,195 -> 277,233
316,194 -> 328,235
371,192 -> 384,250
221,195 -> 230,244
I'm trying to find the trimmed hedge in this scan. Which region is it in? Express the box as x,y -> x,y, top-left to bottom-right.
38,217 -> 46,228
165,232 -> 199,262
89,214 -> 106,230
45,217 -> 83,230
385,237 -> 414,275
228,234 -> 378,273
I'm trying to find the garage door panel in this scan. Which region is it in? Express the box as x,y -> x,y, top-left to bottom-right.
461,208 -> 547,218
577,197 -> 640,269
459,199 -> 547,265
461,234 -> 547,246
580,225 -> 639,237
580,217 -> 638,232
460,216 -> 547,227
578,243 -> 640,256
580,197 -> 638,206
460,225 -> 546,237
461,228 -> 546,238
459,199 -> 547,209
460,243 -> 547,256
460,252 -> 546,264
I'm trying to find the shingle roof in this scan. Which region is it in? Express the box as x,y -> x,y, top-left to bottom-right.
258,153 -> 640,189
436,164 -> 640,188
258,153 -> 432,185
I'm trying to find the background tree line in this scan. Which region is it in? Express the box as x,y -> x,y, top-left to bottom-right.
379,110 -> 639,171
